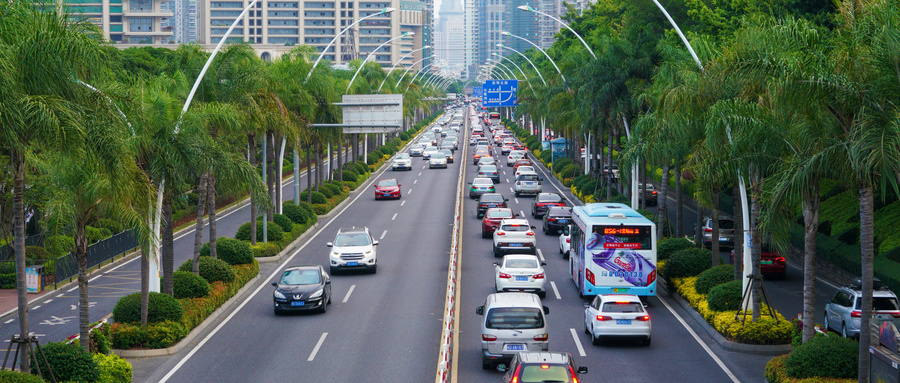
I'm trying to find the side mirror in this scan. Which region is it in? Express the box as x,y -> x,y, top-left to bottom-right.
531,225 -> 536,229
583,302 -> 590,308
577,366 -> 589,374
543,306 -> 550,315
373,240 -> 379,246
325,279 -> 331,285
493,262 -> 500,266
496,364 -> 508,373
326,242 -> 333,247
541,262 -> 547,266
271,281 -> 278,286
476,306 -> 484,315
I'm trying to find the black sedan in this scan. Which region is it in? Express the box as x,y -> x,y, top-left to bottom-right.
477,193 -> 509,219
542,206 -> 573,234
531,193 -> 566,218
272,265 -> 331,314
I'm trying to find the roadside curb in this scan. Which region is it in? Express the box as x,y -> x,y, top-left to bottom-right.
114,273 -> 261,358
658,277 -> 793,356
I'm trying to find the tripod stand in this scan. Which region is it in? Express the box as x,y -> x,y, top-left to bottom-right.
2,334 -> 57,383
737,273 -> 779,324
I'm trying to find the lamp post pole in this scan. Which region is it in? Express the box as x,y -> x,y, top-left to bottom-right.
305,7 -> 397,83
497,44 -> 546,86
396,55 -> 434,88
501,31 -> 565,83
347,31 -> 413,92
517,4 -> 596,59
377,45 -> 431,92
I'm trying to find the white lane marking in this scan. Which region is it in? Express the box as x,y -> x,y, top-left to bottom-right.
520,210 -> 525,218
380,230 -> 387,240
401,200 -> 406,207
414,179 -> 418,184
506,178 -> 510,183
550,281 -> 561,300
31,306 -> 40,310
537,249 -> 545,262
392,213 -> 398,221
514,198 -> 519,204
342,285 -> 356,303
569,328 -> 586,357
4,319 -> 13,324
509,187 -> 514,193
307,332 -> 328,361
418,172 -> 422,176
657,294 -> 741,382
408,189 -> 413,195
67,287 -> 77,293
43,300 -> 52,304
423,165 -> 427,169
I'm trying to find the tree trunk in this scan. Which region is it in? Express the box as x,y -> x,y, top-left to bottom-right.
733,183 -> 743,282
208,170 -> 217,259
337,136 -> 343,182
606,129 -> 613,200
316,143 -> 323,191
801,184 -> 819,342
859,183 -> 875,382
658,165 -> 669,239
306,142 -> 313,204
267,132 -> 275,220
696,207 -> 705,249
712,185 -> 721,265
352,134 -> 359,163
141,246 -> 149,326
13,152 -> 30,372
162,195 -> 174,296
192,172 -> 208,274
248,136 -> 257,245
75,224 -> 90,352
640,159 -> 647,210
275,135 -> 283,214
675,163 -> 682,237
750,168 -> 762,320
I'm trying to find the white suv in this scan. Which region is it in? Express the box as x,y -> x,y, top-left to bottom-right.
493,219 -> 537,257
327,227 -> 378,274
476,293 -> 550,370
391,153 -> 412,171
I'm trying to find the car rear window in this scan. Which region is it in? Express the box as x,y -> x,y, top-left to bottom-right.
856,296 -> 900,310
505,259 -> 538,268
718,220 -> 735,229
602,302 -> 644,313
538,194 -> 562,202
485,307 -> 544,329
548,207 -> 572,216
486,210 -> 512,219
517,175 -> 539,182
519,365 -> 571,383
501,224 -> 529,232
481,194 -> 505,203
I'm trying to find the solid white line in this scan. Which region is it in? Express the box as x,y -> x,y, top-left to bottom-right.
88,274 -> 103,283
4,319 -> 13,324
657,294 -> 741,382
307,332 -> 328,361
569,328 -> 586,357
380,230 -> 387,240
342,285 -> 356,303
31,305 -> 40,310
537,249 -> 545,262
550,281 -> 561,300
391,213 -> 398,221
401,200 -> 406,207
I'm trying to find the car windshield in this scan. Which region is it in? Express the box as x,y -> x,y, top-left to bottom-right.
377,180 -> 397,187
538,194 -> 562,202
486,209 -> 512,219
280,269 -> 320,285
334,233 -> 371,247
432,153 -> 446,159
481,194 -> 505,203
517,174 -> 540,182
519,365 -> 571,383
504,258 -> 539,268
501,224 -> 529,232
485,307 -> 544,329
395,153 -> 409,159
602,302 -> 644,313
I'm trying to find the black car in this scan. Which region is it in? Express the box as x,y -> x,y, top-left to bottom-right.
477,193 -> 509,219
531,193 -> 566,218
272,265 -> 331,314
543,206 -> 573,234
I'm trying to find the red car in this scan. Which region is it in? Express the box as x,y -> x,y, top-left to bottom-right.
730,245 -> 786,279
481,208 -> 515,238
374,179 -> 401,200
513,158 -> 533,170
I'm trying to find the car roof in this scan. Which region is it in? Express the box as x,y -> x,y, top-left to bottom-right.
284,265 -> 321,272
486,292 -> 543,308
473,177 -> 493,183
598,293 -> 642,303
514,352 -> 572,365
338,226 -> 369,234
499,218 -> 530,226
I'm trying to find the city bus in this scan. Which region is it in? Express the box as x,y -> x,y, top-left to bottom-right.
569,203 -> 657,298
489,112 -> 500,126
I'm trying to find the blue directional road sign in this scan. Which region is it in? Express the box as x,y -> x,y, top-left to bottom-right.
481,80 -> 518,107
473,86 -> 482,99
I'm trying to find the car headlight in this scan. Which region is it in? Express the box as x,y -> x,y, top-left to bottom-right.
331,251 -> 340,257
365,250 -> 373,255
309,289 -> 324,299
274,290 -> 286,299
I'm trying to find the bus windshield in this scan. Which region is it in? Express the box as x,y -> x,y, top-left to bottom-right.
592,225 -> 653,250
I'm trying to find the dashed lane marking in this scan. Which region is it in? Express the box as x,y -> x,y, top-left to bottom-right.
307,332 -> 328,361
550,281 -> 561,300
392,213 -> 398,221
343,285 -> 356,303
569,328 -> 586,357
380,230 -> 387,240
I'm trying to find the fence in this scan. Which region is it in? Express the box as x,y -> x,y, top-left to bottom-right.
0,230 -> 138,290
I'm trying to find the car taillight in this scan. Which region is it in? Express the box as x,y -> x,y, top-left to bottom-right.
533,273 -> 544,279
482,334 -> 497,341
499,272 -> 511,279
526,231 -> 534,236
652,191 -> 657,195
496,232 -> 505,236
595,315 -> 612,321
775,257 -> 786,262
533,334 -> 548,341
636,315 -> 650,321
851,310 -> 862,317
566,238 -> 570,243
704,228 -> 713,232
548,218 -> 557,222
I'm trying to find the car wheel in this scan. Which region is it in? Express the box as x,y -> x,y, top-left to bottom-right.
591,325 -> 601,346
842,323 -> 848,338
543,225 -> 549,235
584,320 -> 590,335
330,266 -> 338,275
319,298 -> 328,314
559,243 -> 564,255
273,307 -> 281,316
564,250 -> 569,260
514,191 -> 520,197
493,249 -> 501,258
824,313 -> 830,332
482,231 -> 489,239
538,291 -> 546,299
370,264 -> 377,274
642,336 -> 651,346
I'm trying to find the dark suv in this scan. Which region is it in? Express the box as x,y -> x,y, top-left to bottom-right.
477,193 -> 509,219
542,206 -> 572,235
498,352 -> 588,383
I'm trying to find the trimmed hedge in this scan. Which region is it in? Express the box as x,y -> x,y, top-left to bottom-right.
658,237 -> 695,261
200,237 -> 253,265
93,352 -> 133,383
707,279 -> 743,311
783,335 -> 858,379
0,371 -> 46,383
660,247 -> 712,279
34,342 -> 100,383
235,221 -> 285,244
172,271 -> 211,299
113,292 -> 183,324
178,256 -> 235,283
272,213 -> 294,233
251,242 -> 281,258
695,264 -> 736,295
299,191 -> 328,204
25,246 -> 50,260
552,158 -> 572,173
283,201 -> 311,224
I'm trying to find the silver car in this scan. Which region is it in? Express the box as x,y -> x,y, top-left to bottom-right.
513,173 -> 542,197
824,278 -> 900,339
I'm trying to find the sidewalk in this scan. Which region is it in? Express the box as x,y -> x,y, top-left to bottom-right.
0,288 -> 55,319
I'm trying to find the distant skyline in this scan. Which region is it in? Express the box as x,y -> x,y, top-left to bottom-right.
434,0 -> 463,19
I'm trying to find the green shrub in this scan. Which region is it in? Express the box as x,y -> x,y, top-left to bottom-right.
552,158 -> 572,173
784,335 -> 858,379
400,131 -> 410,141
93,352 -> 133,383
178,256 -> 234,283
540,151 -> 552,164
85,226 -> 104,243
321,183 -> 342,198
272,213 -> 294,233
113,292 -> 183,324
695,264 -> 736,295
95,218 -> 123,234
282,201 -> 311,224
172,271 -> 211,299
299,191 -> 328,204
573,175 -> 593,190
317,185 -> 335,198
658,237 -> 695,261
89,322 -> 111,355
201,237 -> 253,265
33,342 -> 100,383
661,247 -> 712,279
706,280 -> 743,311
235,221 -> 285,243
0,370 -> 45,383
581,180 -> 601,196
251,242 -> 281,258
366,152 -> 380,165
342,172 -> 359,183
24,246 -> 50,260
46,235 -> 74,257
558,164 -> 577,178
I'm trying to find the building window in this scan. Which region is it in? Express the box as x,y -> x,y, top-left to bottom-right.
129,18 -> 152,32
109,15 -> 122,22
129,0 -> 152,11
128,36 -> 153,44
270,11 -> 299,17
269,28 -> 298,35
269,37 -> 299,44
211,28 -> 242,34
271,19 -> 299,26
210,2 -> 243,8
268,2 -> 298,8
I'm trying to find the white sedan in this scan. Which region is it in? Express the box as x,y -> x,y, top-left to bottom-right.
584,294 -> 651,346
515,166 -> 535,178
429,153 -> 448,169
493,254 -> 546,298
558,226 -> 570,259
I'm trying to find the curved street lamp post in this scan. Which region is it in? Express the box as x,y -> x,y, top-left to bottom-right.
347,31 -> 413,92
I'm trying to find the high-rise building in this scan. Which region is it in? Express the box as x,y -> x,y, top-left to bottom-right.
463,0 -> 477,79
537,0 -> 559,49
57,0 -> 175,44
435,0 -> 464,76
163,0 -> 198,42
475,0 -> 538,78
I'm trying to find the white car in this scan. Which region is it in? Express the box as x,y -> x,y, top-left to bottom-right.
584,294 -> 651,346
559,226 -> 571,259
410,144 -> 426,157
494,254 -> 547,298
507,151 -> 527,166
327,227 -> 378,274
429,153 -> 448,168
391,153 -> 412,171
423,146 -> 439,159
492,219 -> 537,257
515,166 -> 535,178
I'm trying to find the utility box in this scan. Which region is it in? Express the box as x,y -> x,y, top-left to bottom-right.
26,265 -> 43,293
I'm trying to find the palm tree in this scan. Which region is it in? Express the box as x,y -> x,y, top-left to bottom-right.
0,0 -> 110,368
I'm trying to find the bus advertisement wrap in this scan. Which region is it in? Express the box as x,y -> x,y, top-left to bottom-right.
587,232 -> 656,287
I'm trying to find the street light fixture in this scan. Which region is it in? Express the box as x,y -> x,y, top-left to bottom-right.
377,45 -> 431,92
501,31 -> 565,83
305,7 -> 396,83
517,4 -> 596,59
395,55 -> 435,88
347,31 -> 413,92
497,44 -> 546,86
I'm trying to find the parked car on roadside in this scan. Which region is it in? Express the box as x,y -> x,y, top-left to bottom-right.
825,278 -> 900,339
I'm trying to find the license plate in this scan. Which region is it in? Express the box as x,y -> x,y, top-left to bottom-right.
616,319 -> 631,325
760,260 -> 773,265
347,261 -> 358,266
510,243 -> 523,247
504,344 -> 525,351
558,219 -> 568,223
613,288 -> 629,293
525,182 -> 534,185
291,301 -> 305,307
515,276 -> 528,281
719,237 -> 728,241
